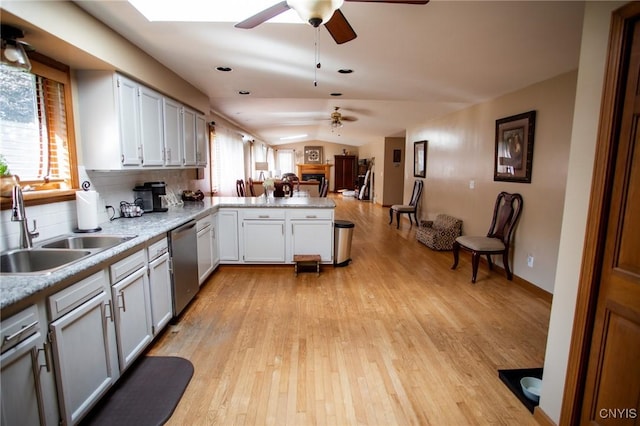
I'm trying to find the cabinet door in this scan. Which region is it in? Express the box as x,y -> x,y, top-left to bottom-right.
211,213 -> 220,268
49,291 -> 118,425
139,86 -> 164,167
196,114 -> 208,167
1,306 -> 58,426
182,107 -> 197,166
243,220 -> 286,262
148,252 -> 173,335
163,98 -> 183,166
112,267 -> 153,372
116,75 -> 141,166
218,210 -> 239,262
197,222 -> 214,284
291,220 -> 333,262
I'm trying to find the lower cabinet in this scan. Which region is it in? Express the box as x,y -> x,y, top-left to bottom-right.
48,270 -> 119,425
109,250 -> 153,373
147,237 -> 172,335
197,215 -> 214,284
242,219 -> 286,262
290,220 -> 333,262
1,303 -> 58,426
218,210 -> 239,262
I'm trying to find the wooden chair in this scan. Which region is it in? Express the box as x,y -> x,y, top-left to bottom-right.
451,191 -> 523,283
389,180 -> 423,229
319,179 -> 329,197
236,179 -> 245,197
247,178 -> 256,196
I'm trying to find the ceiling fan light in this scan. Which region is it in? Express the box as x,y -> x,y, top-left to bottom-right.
287,0 -> 344,27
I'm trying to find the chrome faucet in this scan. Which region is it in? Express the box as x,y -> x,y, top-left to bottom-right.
11,184 -> 39,249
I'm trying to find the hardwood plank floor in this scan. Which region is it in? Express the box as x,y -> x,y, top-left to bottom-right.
148,194 -> 551,425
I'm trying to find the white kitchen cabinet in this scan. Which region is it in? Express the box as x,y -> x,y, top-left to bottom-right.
76,70 -> 206,170
138,85 -> 165,167
211,212 -> 220,268
48,270 -> 119,426
1,304 -> 58,426
196,114 -> 208,167
147,237 -> 173,335
197,215 -> 214,284
162,97 -> 183,167
109,250 -> 153,372
218,210 -> 239,262
287,209 -> 334,263
242,210 -> 286,263
182,107 -> 197,166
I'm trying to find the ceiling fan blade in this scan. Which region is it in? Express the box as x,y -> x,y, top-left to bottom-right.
324,9 -> 357,44
342,116 -> 358,122
345,0 -> 429,4
235,1 -> 290,29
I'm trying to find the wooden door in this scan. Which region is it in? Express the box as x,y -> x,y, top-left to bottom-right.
563,4 -> 640,424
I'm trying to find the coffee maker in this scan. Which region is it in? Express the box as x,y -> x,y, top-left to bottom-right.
144,181 -> 168,212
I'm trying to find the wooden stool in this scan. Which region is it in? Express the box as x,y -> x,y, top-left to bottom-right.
294,254 -> 321,276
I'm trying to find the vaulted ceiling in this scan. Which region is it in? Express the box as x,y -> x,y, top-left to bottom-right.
72,1 -> 585,146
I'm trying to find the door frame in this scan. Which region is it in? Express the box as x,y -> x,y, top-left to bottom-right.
560,2 -> 640,424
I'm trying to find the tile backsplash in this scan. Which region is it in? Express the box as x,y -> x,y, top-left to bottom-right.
1,168 -> 203,252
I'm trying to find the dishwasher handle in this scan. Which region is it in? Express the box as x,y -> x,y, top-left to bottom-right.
172,221 -> 197,237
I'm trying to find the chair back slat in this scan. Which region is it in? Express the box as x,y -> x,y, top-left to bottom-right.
410,180 -> 424,207
236,179 -> 246,197
487,192 -> 523,244
247,178 -> 255,196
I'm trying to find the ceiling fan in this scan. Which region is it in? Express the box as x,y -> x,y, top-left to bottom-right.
330,107 -> 357,128
235,0 -> 429,44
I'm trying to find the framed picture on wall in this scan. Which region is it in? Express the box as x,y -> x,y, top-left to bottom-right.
304,146 -> 323,164
494,110 -> 536,183
414,141 -> 427,177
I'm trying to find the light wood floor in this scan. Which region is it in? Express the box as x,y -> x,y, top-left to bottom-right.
148,195 -> 551,425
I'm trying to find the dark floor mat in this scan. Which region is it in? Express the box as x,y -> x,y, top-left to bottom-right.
82,356 -> 194,426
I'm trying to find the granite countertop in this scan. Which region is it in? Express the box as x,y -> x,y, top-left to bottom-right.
0,196 -> 335,315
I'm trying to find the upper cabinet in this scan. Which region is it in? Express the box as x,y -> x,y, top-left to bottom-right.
76,71 -> 208,170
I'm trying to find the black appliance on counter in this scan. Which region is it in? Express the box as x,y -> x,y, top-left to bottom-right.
144,181 -> 168,212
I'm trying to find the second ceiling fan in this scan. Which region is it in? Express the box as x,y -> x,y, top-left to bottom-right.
235,0 -> 429,44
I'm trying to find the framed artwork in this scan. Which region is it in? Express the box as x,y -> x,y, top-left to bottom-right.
494,110 -> 536,183
413,141 -> 427,177
304,146 -> 323,164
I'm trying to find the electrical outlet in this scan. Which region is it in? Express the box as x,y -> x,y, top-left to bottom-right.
469,180 -> 475,189
527,254 -> 534,268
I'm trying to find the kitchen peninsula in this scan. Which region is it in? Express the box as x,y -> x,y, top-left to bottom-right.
0,195 -> 335,426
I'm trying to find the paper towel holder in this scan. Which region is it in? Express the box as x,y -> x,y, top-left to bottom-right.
74,181 -> 102,233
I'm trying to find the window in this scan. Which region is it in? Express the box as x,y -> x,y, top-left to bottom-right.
0,55 -> 78,206
276,149 -> 295,176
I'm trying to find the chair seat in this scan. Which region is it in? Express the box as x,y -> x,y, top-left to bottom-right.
391,205 -> 414,212
456,236 -> 505,252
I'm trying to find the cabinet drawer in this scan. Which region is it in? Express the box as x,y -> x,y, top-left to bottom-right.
0,305 -> 40,353
110,249 -> 146,284
147,238 -> 169,261
49,270 -> 107,321
197,215 -> 211,231
242,209 -> 285,220
287,209 -> 333,220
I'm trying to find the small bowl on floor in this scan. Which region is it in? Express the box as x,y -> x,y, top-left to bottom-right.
520,377 -> 542,402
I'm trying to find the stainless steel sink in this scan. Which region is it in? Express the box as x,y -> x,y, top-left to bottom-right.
1,234 -> 137,275
1,249 -> 91,274
41,235 -> 135,250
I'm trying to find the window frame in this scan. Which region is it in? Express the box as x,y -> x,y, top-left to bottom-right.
1,53 -> 79,209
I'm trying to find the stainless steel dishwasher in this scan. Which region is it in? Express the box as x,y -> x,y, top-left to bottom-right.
169,220 -> 199,316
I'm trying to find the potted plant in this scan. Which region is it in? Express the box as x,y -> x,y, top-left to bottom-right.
0,155 -> 19,197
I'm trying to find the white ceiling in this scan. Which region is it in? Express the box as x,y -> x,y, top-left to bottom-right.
72,0 -> 585,146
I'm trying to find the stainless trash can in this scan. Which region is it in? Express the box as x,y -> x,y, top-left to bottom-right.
334,220 -> 355,266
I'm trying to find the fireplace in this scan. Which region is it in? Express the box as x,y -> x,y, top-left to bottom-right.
297,164 -> 333,183
302,173 -> 325,181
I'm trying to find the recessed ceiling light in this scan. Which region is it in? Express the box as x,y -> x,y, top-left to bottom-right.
330,93 -> 343,97
216,66 -> 232,72
239,90 -> 251,95
337,69 -> 353,74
